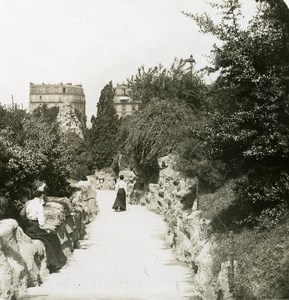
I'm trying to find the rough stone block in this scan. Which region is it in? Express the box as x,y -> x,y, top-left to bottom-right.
0,219 -> 48,300
44,202 -> 65,230
0,179 -> 99,299
46,197 -> 73,217
140,155 -> 233,299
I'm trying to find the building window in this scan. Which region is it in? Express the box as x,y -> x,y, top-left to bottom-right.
120,96 -> 129,102
115,88 -> 124,96
122,104 -> 126,111
125,89 -> 131,96
39,96 -> 42,100
63,87 -> 66,94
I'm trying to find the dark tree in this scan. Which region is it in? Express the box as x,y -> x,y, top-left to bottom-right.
185,0 -> 289,226
89,82 -> 120,170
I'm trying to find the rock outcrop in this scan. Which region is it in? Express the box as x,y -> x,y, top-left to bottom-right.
57,101 -> 83,138
0,177 -> 98,300
0,219 -> 48,300
139,154 -> 234,300
95,170 -> 116,190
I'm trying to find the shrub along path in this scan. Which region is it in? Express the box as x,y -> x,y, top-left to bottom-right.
21,190 -> 195,300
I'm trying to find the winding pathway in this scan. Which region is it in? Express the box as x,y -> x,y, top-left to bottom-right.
21,190 -> 195,300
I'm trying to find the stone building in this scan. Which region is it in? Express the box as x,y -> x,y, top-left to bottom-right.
29,82 -> 86,119
113,83 -> 141,117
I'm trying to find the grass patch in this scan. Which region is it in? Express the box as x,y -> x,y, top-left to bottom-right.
198,180 -> 289,298
231,222 -> 289,299
211,223 -> 289,299
198,180 -> 236,232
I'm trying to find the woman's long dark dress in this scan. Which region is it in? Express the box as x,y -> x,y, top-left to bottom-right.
112,188 -> 126,211
24,220 -> 67,272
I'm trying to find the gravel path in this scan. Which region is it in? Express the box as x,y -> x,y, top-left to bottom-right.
21,190 -> 195,300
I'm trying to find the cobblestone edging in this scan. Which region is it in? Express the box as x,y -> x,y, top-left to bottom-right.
0,176 -> 98,300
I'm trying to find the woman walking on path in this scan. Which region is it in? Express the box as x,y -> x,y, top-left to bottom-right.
112,175 -> 127,212
20,183 -> 67,273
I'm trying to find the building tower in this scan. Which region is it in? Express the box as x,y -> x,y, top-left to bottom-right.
112,83 -> 141,117
29,82 -> 86,120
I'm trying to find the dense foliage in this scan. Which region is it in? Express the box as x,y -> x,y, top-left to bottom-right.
124,99 -> 194,180
88,81 -> 120,170
116,60 -> 211,183
184,0 -> 289,228
0,104 -> 93,215
128,60 -> 206,110
184,1 -> 289,298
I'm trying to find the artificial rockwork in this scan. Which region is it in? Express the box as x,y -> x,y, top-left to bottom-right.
137,154 -> 234,300
57,101 -> 83,138
95,170 -> 116,190
0,176 -> 98,300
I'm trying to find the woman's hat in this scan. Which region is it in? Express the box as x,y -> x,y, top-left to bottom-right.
32,181 -> 48,195
37,182 -> 47,192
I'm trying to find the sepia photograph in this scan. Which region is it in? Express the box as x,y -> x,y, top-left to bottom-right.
0,0 -> 289,299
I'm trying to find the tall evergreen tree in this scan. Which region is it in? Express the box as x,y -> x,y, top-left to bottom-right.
89,82 -> 120,170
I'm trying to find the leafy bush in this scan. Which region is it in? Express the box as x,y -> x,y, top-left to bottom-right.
0,135 -> 42,200
0,104 -> 93,215
31,105 -> 59,124
235,169 -> 289,229
124,99 -> 194,180
0,104 -> 26,137
0,108 -> 45,200
128,59 -> 207,110
184,0 -> 289,228
176,131 -> 227,192
60,132 -> 94,180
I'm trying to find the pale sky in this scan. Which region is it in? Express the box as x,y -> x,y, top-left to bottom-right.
0,0 -> 288,122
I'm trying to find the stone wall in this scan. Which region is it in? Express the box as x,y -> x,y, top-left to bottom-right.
139,154 -> 234,300
0,177 -> 98,300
